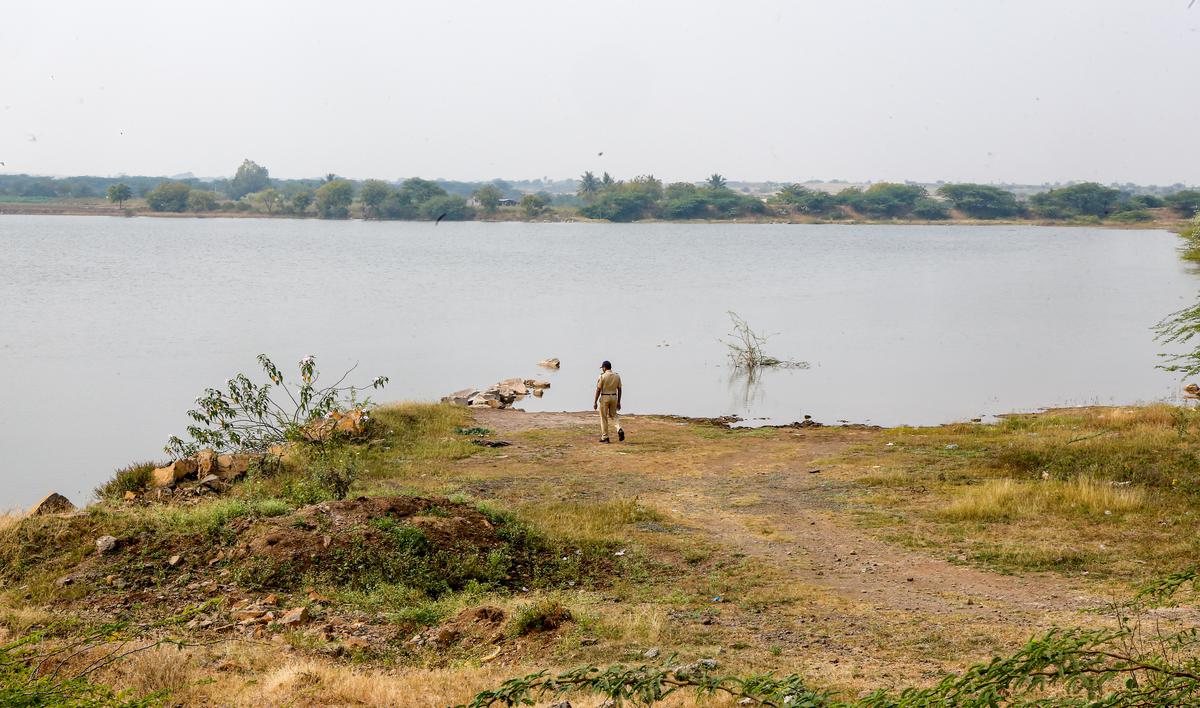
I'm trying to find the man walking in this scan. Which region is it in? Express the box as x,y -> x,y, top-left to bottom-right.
593,360 -> 624,443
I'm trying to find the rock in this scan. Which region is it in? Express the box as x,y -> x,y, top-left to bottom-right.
279,606 -> 309,626
168,554 -> 183,567
549,702 -> 573,708
151,459 -> 197,488
344,637 -> 370,651
195,449 -> 217,476
497,378 -> 528,395
264,593 -> 278,606
307,590 -> 331,603
123,491 -> 137,501
441,388 -> 480,406
215,453 -> 254,481
30,492 -> 75,515
644,647 -> 660,659
532,389 -> 544,398
538,358 -> 561,369
1186,383 -> 1200,397
524,379 -> 551,389
95,535 -> 118,554
199,474 -> 223,489
579,637 -> 598,646
471,439 -> 511,448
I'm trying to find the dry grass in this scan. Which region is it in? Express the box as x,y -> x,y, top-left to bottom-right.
518,495 -> 662,545
940,476 -> 1146,522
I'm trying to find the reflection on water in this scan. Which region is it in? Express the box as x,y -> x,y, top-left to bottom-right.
0,216 -> 1195,507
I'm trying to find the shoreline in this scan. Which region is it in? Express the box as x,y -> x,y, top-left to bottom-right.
0,201 -> 1189,230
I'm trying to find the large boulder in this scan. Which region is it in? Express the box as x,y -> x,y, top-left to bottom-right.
195,449 -> 217,476
497,378 -> 528,396
30,492 -> 75,516
151,459 -> 197,488
215,453 -> 255,481
538,358 -> 561,369
300,409 -> 370,442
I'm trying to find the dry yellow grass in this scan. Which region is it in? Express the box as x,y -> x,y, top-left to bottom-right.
940,476 -> 1146,522
518,495 -> 661,545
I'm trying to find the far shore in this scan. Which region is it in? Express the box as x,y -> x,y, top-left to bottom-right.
0,200 -> 1190,231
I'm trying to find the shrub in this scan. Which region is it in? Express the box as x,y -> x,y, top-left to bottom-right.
95,461 -> 159,500
911,196 -> 950,220
508,599 -> 572,637
165,353 -> 388,457
1109,209 -> 1153,223
145,182 -> 191,212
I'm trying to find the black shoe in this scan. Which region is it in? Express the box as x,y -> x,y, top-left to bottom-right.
599,438 -> 610,443
618,429 -> 625,442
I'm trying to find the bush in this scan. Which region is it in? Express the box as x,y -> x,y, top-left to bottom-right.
95,461 -> 159,500
1030,182 -> 1120,218
419,194 -> 475,221
845,183 -> 926,217
911,196 -> 950,220
508,599 -> 572,637
145,182 -> 191,212
186,190 -> 218,212
936,183 -> 1022,218
1109,209 -> 1153,223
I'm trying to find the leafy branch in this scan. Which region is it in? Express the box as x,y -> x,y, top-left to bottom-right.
165,353 -> 388,457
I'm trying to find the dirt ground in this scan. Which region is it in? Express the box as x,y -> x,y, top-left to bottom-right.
383,408 -> 1132,694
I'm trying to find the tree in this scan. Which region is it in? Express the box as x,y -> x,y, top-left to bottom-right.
936,183 -> 1022,218
1165,190 -> 1200,217
577,171 -> 599,201
912,196 -> 950,220
418,194 -> 475,221
250,187 -> 284,214
398,177 -> 446,205
186,190 -> 218,212
359,180 -> 395,219
291,190 -> 313,215
145,182 -> 192,212
520,193 -> 550,218
314,179 -> 354,219
845,183 -> 926,217
600,172 -> 615,189
105,183 -> 132,208
770,185 -> 837,216
473,184 -> 503,215
229,159 -> 271,200
706,173 -> 727,190
1029,182 -> 1121,218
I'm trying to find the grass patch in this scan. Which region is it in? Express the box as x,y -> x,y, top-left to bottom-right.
940,477 -> 1145,522
517,496 -> 662,546
508,598 -> 572,637
94,461 -> 159,501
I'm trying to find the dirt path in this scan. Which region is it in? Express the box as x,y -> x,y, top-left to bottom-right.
467,409 -> 1105,619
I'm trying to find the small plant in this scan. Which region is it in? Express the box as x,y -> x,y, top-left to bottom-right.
509,599 -> 572,637
455,426 -> 492,436
311,448 -> 359,500
721,311 -> 807,374
94,461 -> 159,500
165,353 -> 388,457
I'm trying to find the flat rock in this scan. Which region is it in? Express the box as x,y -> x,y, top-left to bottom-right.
538,358 -> 561,369
441,388 -> 479,406
279,606 -> 309,626
151,459 -> 197,488
30,492 -> 75,515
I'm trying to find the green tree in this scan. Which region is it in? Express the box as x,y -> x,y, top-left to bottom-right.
105,183 -> 131,208
291,190 -> 313,215
936,183 -> 1022,218
706,173 -> 727,190
1029,182 -> 1120,218
577,171 -> 599,201
520,193 -> 550,218
398,177 -> 446,205
419,194 -> 475,221
145,181 -> 192,212
770,185 -> 837,216
473,184 -> 503,215
846,183 -> 927,217
600,172 -> 615,190
186,190 -> 218,212
1165,190 -> 1200,217
315,179 -> 354,219
359,180 -> 395,219
229,159 -> 271,200
912,196 -> 950,219
250,187 -> 284,214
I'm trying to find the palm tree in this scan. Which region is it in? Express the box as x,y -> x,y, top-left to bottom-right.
577,171 -> 599,201
707,173 -> 728,190
601,172 -> 615,189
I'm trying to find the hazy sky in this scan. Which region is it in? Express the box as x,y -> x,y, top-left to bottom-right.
2,1 -> 1198,184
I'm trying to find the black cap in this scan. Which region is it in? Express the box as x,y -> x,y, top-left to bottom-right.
601,360 -> 612,370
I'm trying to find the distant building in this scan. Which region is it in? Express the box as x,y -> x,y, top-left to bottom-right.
498,198 -> 518,207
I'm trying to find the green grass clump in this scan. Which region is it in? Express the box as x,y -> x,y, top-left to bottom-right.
508,598 -> 572,637
94,461 -> 159,501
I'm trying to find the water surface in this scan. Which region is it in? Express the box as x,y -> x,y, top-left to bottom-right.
1,216 -> 1195,507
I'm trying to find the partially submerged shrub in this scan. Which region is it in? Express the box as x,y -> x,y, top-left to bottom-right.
721,311 -> 807,374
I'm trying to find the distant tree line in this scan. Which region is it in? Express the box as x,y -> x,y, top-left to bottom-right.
2,159 -> 1199,223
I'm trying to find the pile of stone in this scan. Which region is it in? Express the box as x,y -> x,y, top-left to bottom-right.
149,449 -> 281,491
442,378 -> 552,409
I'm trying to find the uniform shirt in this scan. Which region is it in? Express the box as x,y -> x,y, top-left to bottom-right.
597,371 -> 622,395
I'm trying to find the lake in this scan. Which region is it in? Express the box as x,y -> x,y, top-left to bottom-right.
1,215 -> 1196,508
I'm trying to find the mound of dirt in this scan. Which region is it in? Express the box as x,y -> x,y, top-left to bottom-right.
233,496 -> 502,573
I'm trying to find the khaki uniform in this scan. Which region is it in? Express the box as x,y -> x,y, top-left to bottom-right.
597,370 -> 622,440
